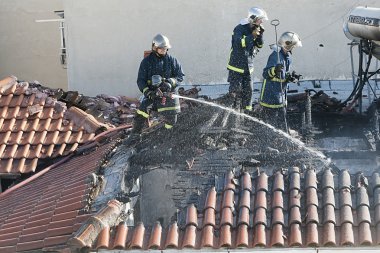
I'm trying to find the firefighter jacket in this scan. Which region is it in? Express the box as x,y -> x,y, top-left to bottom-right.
227,24 -> 263,75
136,52 -> 184,119
260,48 -> 292,108
137,52 -> 184,95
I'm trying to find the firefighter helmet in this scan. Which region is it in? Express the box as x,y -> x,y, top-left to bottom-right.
152,34 -> 171,49
278,31 -> 302,51
248,7 -> 268,24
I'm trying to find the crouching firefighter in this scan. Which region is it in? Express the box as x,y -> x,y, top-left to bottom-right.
226,7 -> 268,112
259,31 -> 302,133
126,34 -> 185,144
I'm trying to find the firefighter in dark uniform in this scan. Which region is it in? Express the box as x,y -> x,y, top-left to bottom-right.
227,7 -> 268,112
127,34 -> 185,144
260,31 -> 302,132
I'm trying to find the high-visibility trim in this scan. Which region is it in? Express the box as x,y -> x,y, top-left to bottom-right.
169,78 -> 177,87
157,106 -> 180,112
245,105 -> 252,111
269,67 -> 276,78
241,35 -> 246,48
256,44 -> 263,48
249,68 -> 254,74
227,65 -> 245,73
136,110 -> 149,118
260,101 -> 284,108
164,124 -> 173,129
271,77 -> 286,82
142,87 -> 149,94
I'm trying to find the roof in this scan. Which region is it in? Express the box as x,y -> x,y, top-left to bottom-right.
0,135 -> 118,253
73,168 -> 380,251
0,76 -> 110,175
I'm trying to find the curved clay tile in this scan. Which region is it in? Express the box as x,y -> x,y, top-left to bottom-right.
256,173 -> 268,192
272,191 -> 283,208
164,222 -> 179,249
323,204 -> 336,224
322,222 -> 336,246
254,207 -> 266,227
148,222 -> 162,249
359,222 -> 372,245
289,189 -> 301,208
340,223 -> 354,246
224,171 -> 236,192
95,226 -> 110,250
322,169 -> 335,190
305,169 -> 317,189
273,171 -> 284,192
339,170 -> 351,190
220,207 -> 233,226
306,205 -> 319,224
130,222 -> 145,249
270,224 -> 284,247
238,190 -> 250,209
289,223 -> 302,247
204,187 -> 216,209
289,206 -> 302,226
306,222 -> 318,247
306,188 -> 318,207
322,188 -> 335,207
238,206 -> 249,226
271,208 -> 284,226
253,224 -> 266,247
236,223 -> 249,247
200,225 -> 214,248
219,224 -> 232,247
203,208 -> 216,227
241,172 -> 252,191
182,224 -> 196,248
113,222 -> 128,249
186,204 -> 198,227
289,167 -> 301,191
255,191 -> 267,210
222,189 -> 234,209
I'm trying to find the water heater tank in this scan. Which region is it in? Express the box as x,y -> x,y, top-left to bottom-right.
343,6 -> 380,59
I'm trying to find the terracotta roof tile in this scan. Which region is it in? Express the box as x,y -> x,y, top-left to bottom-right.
0,76 -> 111,175
85,168 -> 380,251
0,139 -> 116,252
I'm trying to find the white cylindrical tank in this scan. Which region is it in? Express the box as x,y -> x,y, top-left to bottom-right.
344,6 -> 380,41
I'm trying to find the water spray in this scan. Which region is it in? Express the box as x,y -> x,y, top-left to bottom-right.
173,94 -> 330,166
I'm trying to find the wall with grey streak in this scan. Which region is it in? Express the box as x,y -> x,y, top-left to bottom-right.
63,0 -> 379,97
0,0 -> 67,90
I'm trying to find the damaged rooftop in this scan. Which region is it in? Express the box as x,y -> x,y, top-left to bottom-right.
0,73 -> 380,252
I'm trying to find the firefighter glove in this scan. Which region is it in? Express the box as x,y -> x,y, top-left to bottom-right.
145,90 -> 157,100
275,64 -> 284,78
160,82 -> 172,92
166,78 -> 177,88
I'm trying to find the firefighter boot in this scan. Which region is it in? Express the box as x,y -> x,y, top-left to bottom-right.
124,115 -> 146,145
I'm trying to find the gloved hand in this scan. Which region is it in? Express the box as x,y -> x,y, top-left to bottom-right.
160,82 -> 172,92
258,25 -> 265,35
275,64 -> 284,78
166,78 -> 177,88
144,90 -> 157,100
285,71 -> 302,84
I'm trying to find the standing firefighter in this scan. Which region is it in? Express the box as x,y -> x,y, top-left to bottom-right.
127,34 -> 185,144
227,7 -> 268,112
259,31 -> 302,132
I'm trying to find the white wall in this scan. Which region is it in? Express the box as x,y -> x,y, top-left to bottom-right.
0,0 -> 67,89
63,0 -> 379,97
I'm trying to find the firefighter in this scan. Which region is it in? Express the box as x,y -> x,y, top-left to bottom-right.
126,34 -> 185,144
226,7 -> 268,112
259,31 -> 302,132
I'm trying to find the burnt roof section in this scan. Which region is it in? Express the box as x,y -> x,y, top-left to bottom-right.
0,76 -> 110,175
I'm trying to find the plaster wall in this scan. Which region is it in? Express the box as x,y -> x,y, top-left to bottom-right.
0,0 -> 67,89
63,0 -> 379,97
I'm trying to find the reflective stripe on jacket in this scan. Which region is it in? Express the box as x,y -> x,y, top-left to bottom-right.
260,49 -> 291,108
227,24 -> 263,74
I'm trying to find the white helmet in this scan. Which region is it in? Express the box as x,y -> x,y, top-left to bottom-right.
278,31 -> 302,51
152,34 -> 171,49
248,7 -> 268,24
